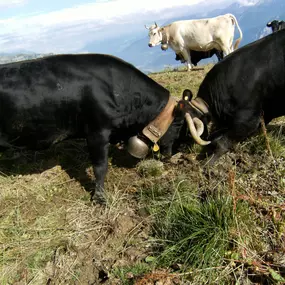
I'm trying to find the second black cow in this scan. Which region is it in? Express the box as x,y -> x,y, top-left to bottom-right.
177,29 -> 285,164
267,20 -> 285,33
175,49 -> 224,66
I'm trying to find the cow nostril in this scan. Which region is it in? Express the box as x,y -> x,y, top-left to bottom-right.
148,43 -> 152,47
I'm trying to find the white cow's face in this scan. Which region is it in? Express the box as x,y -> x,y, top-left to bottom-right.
148,25 -> 162,47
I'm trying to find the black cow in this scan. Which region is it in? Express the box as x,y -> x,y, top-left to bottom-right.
177,29 -> 285,165
267,20 -> 285,33
175,49 -> 224,66
0,54 -> 188,203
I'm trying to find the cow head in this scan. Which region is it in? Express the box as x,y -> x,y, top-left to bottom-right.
176,89 -> 211,146
267,20 -> 280,33
127,90 -> 210,159
127,92 -> 197,158
127,96 -> 179,158
145,22 -> 163,47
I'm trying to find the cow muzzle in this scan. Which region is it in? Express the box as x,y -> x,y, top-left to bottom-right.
127,96 -> 177,159
148,43 -> 154,47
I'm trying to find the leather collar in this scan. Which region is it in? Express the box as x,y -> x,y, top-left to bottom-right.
142,96 -> 177,144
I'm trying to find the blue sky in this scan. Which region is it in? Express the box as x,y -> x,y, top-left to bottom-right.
0,0 -> 256,54
0,0 -> 88,17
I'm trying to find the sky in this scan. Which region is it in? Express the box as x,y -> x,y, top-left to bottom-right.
0,0 -> 258,54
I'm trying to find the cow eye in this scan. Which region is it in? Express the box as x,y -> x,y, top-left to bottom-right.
153,33 -> 156,36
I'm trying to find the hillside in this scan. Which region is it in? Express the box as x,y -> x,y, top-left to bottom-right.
0,66 -> 284,285
0,53 -> 54,64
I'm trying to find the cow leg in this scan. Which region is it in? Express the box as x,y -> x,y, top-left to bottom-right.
204,115 -> 260,166
216,50 -> 224,62
218,42 -> 231,56
180,49 -> 192,71
86,129 -> 111,204
221,47 -> 230,56
175,53 -> 186,63
204,135 -> 234,166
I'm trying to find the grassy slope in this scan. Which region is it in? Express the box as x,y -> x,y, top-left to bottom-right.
0,65 -> 284,285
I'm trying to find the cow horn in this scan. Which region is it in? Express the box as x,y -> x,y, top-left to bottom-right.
191,98 -> 209,114
193,117 -> 204,137
144,24 -> 150,30
154,22 -> 158,28
185,113 -> 211,146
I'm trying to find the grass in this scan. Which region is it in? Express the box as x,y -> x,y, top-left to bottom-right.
150,64 -> 213,99
112,263 -> 152,285
0,145 -> 138,284
137,174 -> 253,284
0,64 -> 285,284
151,194 -> 244,269
137,159 -> 164,178
135,162 -> 285,284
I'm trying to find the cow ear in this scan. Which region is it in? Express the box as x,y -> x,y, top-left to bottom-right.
174,100 -> 186,117
182,89 -> 193,101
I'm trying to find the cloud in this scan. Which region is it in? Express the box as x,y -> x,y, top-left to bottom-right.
236,0 -> 259,6
2,0 -> 204,27
259,26 -> 271,39
0,0 -> 237,53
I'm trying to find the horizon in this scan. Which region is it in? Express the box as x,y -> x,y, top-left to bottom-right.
0,0 -> 258,54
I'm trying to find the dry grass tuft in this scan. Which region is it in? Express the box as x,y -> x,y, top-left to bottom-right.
137,159 -> 165,178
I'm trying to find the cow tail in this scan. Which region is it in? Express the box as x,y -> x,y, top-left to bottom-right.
229,14 -> 243,50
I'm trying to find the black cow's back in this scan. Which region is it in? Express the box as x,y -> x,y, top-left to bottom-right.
0,54 -> 169,149
197,30 -> 285,126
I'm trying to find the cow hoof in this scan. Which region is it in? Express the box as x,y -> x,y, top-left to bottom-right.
91,191 -> 106,205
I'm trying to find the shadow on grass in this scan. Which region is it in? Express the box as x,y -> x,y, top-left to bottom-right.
0,139 -> 139,196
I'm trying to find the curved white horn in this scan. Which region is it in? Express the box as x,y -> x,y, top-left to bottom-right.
145,24 -> 150,30
185,113 -> 211,146
193,117 -> 204,137
191,98 -> 209,114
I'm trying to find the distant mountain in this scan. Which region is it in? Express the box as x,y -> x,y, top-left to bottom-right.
0,53 -> 54,64
211,0 -> 285,43
83,0 -> 285,72
1,0 -> 284,73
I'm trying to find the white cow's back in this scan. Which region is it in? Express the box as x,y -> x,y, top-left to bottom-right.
168,14 -> 235,51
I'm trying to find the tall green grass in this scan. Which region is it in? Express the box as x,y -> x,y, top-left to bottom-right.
151,194 -> 251,268
135,174 -> 258,284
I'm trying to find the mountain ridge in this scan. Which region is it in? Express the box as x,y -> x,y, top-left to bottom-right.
0,0 -> 284,73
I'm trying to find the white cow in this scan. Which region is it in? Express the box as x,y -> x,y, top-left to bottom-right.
146,14 -> 243,71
